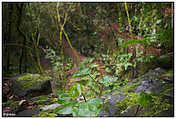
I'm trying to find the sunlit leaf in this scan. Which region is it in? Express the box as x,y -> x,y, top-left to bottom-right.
72,98 -> 102,117
156,19 -> 162,24
69,85 -> 79,98
90,64 -> 99,68
89,58 -> 95,63
76,83 -> 83,96
54,100 -> 77,114
77,80 -> 88,85
88,98 -> 102,112
72,68 -> 91,77
70,78 -> 82,82
57,93 -> 71,104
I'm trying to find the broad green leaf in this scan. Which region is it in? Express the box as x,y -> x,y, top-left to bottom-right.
72,102 -> 91,117
54,100 -> 77,114
138,92 -> 153,107
58,93 -> 71,104
103,75 -> 118,82
89,58 -> 95,63
72,68 -> 91,77
105,67 -> 111,73
70,78 -> 82,82
77,80 -> 88,85
69,85 -> 79,98
121,39 -> 147,48
156,19 -> 162,24
72,99 -> 102,117
77,83 -> 83,96
93,32 -> 97,35
101,75 -> 118,86
88,98 -> 103,112
90,64 -> 99,68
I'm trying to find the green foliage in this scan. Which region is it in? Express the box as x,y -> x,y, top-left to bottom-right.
120,39 -> 148,48
55,90 -> 102,117
100,75 -> 118,87
44,46 -> 73,91
118,53 -> 133,70
159,26 -> 173,52
32,95 -> 58,107
33,112 -> 57,117
72,57 -> 130,97
3,3 -> 173,117
69,84 -> 83,98
138,92 -> 152,107
115,86 -> 172,116
72,98 -> 102,117
72,67 -> 91,78
3,100 -> 19,109
115,92 -> 139,115
54,100 -> 77,114
135,51 -> 154,63
102,53 -> 134,77
57,93 -> 71,104
45,46 -> 73,72
151,95 -> 171,116
55,97 -> 102,117
33,96 -> 49,103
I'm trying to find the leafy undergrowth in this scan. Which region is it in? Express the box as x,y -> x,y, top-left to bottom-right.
41,56 -> 133,117
2,94 -> 58,116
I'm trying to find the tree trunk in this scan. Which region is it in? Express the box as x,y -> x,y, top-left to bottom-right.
6,4 -> 13,73
16,3 -> 27,74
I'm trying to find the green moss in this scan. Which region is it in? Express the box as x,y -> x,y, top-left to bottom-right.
17,73 -> 51,90
115,92 -> 139,115
111,81 -> 140,97
115,90 -> 172,116
112,78 -> 172,116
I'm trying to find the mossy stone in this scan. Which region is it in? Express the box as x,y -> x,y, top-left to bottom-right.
11,73 -> 52,97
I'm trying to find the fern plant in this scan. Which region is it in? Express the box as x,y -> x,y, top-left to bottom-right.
120,39 -> 148,48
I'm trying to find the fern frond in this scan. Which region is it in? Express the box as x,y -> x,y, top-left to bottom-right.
120,39 -> 148,48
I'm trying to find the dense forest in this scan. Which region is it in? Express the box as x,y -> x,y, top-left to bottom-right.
2,2 -> 174,117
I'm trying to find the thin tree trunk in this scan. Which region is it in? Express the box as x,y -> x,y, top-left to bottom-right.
6,4 -> 13,72
16,4 -> 27,74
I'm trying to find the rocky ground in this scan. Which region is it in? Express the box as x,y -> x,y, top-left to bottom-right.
2,54 -> 174,117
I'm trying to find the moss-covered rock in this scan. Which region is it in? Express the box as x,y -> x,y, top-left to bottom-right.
98,67 -> 173,117
18,73 -> 51,89
11,73 -> 52,97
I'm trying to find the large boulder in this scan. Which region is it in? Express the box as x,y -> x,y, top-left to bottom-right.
10,73 -> 52,97
98,67 -> 173,117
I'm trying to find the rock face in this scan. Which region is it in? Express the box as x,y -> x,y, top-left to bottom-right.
98,67 -> 174,117
11,73 -> 52,97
